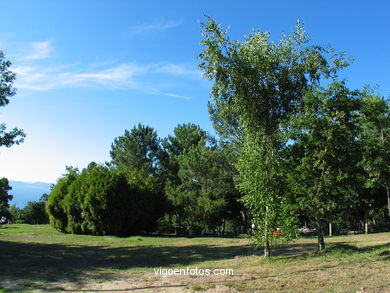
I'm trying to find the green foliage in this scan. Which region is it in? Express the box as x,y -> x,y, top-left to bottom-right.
159,123 -> 210,232
0,51 -> 24,219
0,177 -> 12,219
0,51 -> 25,221
46,166 -> 79,232
8,193 -> 49,224
160,123 -> 243,235
15,201 -> 49,224
7,204 -> 20,222
175,141 -> 235,232
199,17 -> 350,136
198,17 -> 357,255
358,90 -> 390,215
286,81 -> 362,248
160,123 -> 208,185
199,17 -> 343,255
237,132 -> 298,250
110,123 -> 161,189
47,164 -> 163,236
0,50 -> 25,148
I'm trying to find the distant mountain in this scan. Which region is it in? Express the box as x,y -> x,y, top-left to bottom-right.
8,181 -> 52,208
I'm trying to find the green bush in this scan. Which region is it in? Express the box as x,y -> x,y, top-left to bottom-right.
47,164 -> 163,236
46,167 -> 79,232
19,201 -> 49,224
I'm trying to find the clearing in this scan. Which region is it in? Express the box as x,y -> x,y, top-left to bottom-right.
0,224 -> 389,292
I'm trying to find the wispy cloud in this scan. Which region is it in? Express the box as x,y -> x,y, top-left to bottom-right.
161,92 -> 191,100
127,17 -> 183,36
0,38 -> 54,61
13,61 -> 202,98
8,38 -> 202,99
153,63 -> 202,79
14,63 -> 147,91
23,40 -> 53,60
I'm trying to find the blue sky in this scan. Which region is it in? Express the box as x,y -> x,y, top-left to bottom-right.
0,0 -> 389,183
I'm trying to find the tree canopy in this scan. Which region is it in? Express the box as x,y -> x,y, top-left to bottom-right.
0,50 -> 25,148
198,17 -> 386,255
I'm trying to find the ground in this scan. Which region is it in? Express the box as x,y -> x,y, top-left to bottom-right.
0,224 -> 389,292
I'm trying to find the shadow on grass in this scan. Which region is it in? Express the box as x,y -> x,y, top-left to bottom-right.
0,239 -> 256,286
275,241 -> 390,261
1,236 -> 388,290
320,242 -> 390,255
0,239 -> 333,291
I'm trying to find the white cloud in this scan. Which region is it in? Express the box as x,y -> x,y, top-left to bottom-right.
127,17 -> 183,36
14,63 -> 147,91
88,59 -> 118,68
13,59 -> 202,95
7,38 -> 202,99
161,92 -> 191,100
153,63 -> 202,79
23,40 -> 53,60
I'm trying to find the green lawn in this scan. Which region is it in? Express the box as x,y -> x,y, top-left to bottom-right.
0,224 -> 389,292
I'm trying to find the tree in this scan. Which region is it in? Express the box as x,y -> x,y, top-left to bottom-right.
110,123 -> 161,191
66,165 -> 155,235
160,123 -> 208,184
236,133 -> 298,256
158,123 -> 209,233
208,97 -> 242,146
168,140 -> 237,234
359,90 -> 390,217
198,17 -> 350,255
47,164 -> 162,236
0,51 -> 25,221
0,50 -> 25,148
18,200 -> 49,224
8,193 -> 49,224
0,177 -> 12,219
286,81 -> 362,249
46,166 -> 80,232
7,204 -> 20,222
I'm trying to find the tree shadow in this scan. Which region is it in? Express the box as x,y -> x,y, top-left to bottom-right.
274,241 -> 390,261
0,239 -> 256,288
272,242 -> 318,257
1,237 -> 388,290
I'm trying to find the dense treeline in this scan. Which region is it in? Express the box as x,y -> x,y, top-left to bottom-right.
8,194 -> 49,224
198,17 -> 389,255
42,19 -> 390,242
44,123 -> 244,236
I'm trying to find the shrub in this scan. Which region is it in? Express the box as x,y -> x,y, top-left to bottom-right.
47,164 -> 163,236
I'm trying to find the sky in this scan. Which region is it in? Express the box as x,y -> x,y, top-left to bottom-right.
0,0 -> 389,183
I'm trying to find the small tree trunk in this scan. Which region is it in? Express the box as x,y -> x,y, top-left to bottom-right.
316,217 -> 325,250
317,229 -> 325,250
175,213 -> 180,235
263,205 -> 271,257
240,210 -> 246,234
387,186 -> 390,218
329,223 -> 332,237
365,222 -> 368,234
264,240 -> 271,258
168,213 -> 172,234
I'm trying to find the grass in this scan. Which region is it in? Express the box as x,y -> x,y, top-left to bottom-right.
0,224 -> 389,292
